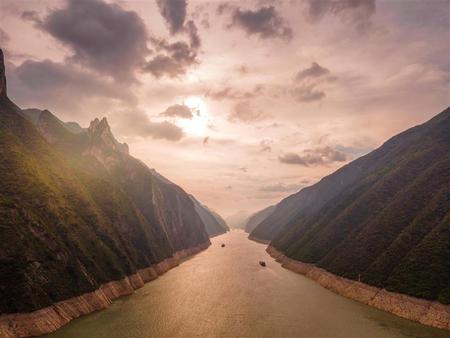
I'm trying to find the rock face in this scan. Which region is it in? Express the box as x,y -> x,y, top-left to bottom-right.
189,195 -> 229,237
0,48 -> 211,337
251,108 -> 450,306
87,117 -> 129,155
244,205 -> 276,234
267,246 -> 450,330
0,243 -> 209,338
0,50 -> 6,97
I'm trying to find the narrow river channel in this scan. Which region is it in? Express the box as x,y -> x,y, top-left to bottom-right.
44,230 -> 448,338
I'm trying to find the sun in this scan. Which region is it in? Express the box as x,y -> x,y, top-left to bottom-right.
177,96 -> 210,136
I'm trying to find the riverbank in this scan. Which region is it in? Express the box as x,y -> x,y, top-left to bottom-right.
0,242 -> 210,338
266,245 -> 450,330
247,235 -> 270,245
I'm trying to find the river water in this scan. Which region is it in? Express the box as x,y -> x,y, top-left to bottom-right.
45,230 -> 448,338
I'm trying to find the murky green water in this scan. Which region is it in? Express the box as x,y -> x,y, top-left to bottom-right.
45,230 -> 448,338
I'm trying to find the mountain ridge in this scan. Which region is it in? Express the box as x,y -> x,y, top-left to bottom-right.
244,205 -> 276,234
0,49 -> 214,319
189,194 -> 229,237
250,107 -> 450,304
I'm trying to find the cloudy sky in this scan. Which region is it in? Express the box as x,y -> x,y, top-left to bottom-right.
1,0 -> 449,219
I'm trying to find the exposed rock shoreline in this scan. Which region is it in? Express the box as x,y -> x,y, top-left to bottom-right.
247,235 -> 270,245
266,245 -> 450,331
0,242 -> 210,338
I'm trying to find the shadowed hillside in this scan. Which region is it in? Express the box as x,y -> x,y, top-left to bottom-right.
190,195 -> 229,237
245,205 -> 276,234
0,49 -> 210,314
251,107 -> 450,304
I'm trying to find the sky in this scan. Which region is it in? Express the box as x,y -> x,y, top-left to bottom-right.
1,0 -> 449,219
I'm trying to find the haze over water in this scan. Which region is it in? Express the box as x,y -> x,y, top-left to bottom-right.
44,231 -> 447,338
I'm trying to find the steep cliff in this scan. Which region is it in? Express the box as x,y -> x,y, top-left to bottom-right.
0,49 -> 210,318
252,108 -> 450,304
190,195 -> 229,237
0,50 -> 6,98
245,205 -> 276,234
21,107 -> 211,253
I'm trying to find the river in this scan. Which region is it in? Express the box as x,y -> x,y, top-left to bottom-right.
44,230 -> 448,338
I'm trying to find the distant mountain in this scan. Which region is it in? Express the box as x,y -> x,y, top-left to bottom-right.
0,49 -> 210,314
226,210 -> 251,229
26,109 -> 224,244
209,209 -> 228,231
251,108 -> 450,304
245,205 -> 276,234
22,108 -> 85,134
190,195 -> 229,237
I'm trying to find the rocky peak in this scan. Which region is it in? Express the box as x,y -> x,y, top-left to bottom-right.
87,117 -> 129,155
0,49 -> 7,98
88,117 -> 110,133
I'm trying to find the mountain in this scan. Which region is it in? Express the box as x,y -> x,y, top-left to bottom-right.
0,49 -> 210,315
209,209 -> 229,230
250,154 -> 370,243
190,195 -> 229,237
22,109 -> 85,134
225,210 -> 251,229
251,108 -> 450,304
245,205 -> 276,234
23,111 -> 227,248
0,50 -> 6,97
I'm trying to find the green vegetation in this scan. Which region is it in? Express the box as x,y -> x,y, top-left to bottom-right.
0,68 -> 210,313
252,108 -> 450,303
190,195 -> 229,237
244,205 -> 276,234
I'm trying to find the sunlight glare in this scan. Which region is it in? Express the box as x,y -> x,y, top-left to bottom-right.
178,96 -> 210,136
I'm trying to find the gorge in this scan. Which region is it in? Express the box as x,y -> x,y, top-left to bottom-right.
0,0 -> 449,334
0,49 -> 227,337
35,232 -> 450,338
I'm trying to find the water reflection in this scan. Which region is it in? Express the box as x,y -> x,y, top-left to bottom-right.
45,230 -> 448,338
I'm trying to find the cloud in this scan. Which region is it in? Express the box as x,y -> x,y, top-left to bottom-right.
0,28 -> 10,46
115,109 -> 183,141
9,59 -> 136,113
161,104 -> 193,119
144,18 -> 201,79
21,10 -> 40,22
23,0 -> 149,82
184,20 -> 201,49
290,85 -> 326,102
290,62 -> 333,102
260,183 -> 305,193
156,0 -> 187,34
200,16 -> 210,29
260,139 -> 272,152
144,55 -> 184,78
1,28 -> 36,62
206,85 -> 264,101
279,146 -> 348,166
235,64 -> 250,75
223,5 -> 293,41
295,62 -> 330,82
142,120 -> 184,141
144,39 -> 198,78
228,100 -> 267,123
304,0 -> 376,31
149,0 -> 201,78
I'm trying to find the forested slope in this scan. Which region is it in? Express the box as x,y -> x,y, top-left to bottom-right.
255,108 -> 450,303
0,49 -> 210,314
